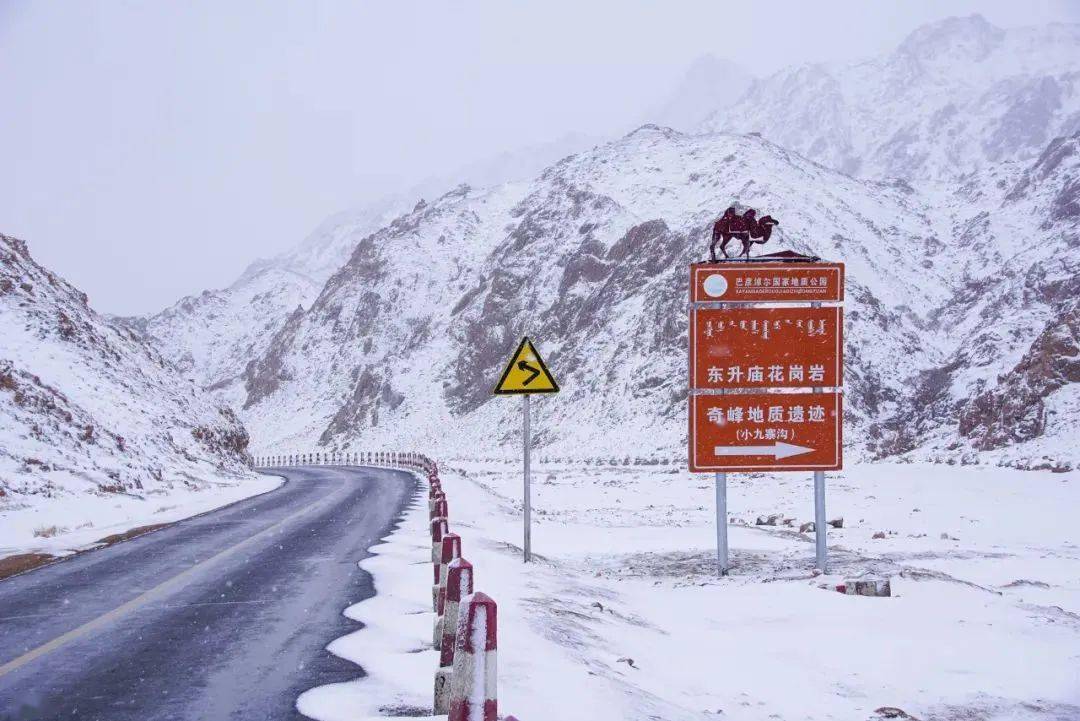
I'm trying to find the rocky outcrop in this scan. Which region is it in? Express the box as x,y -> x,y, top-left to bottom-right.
0,233 -> 254,498
958,298 -> 1079,453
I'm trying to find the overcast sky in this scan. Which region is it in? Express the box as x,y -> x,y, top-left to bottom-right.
3,1 -> 1077,314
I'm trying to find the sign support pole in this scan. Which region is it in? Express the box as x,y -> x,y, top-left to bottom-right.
716,471 -> 728,575
811,299 -> 827,572
814,470 -> 826,571
523,393 -> 532,563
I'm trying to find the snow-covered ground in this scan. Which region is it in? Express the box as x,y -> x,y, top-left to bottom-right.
0,473 -> 281,561
300,460 -> 1080,721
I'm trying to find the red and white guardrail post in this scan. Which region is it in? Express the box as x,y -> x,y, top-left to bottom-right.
431,517 -> 449,560
433,533 -> 462,646
447,591 -> 497,721
434,528 -> 460,621
434,557 -> 473,713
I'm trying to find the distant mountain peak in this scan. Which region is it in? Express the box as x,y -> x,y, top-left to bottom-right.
897,14 -> 1004,62
698,15 -> 1080,182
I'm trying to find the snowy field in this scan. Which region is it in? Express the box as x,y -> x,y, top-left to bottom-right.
0,473 -> 282,561
301,461 -> 1080,721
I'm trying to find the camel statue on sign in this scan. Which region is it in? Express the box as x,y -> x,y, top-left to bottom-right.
709,207 -> 780,261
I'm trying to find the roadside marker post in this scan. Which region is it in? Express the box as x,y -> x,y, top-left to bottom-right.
435,558 -> 475,714
494,336 -> 559,563
689,261 -> 845,574
448,592 -> 498,721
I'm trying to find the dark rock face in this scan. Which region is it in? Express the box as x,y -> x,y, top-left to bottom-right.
192,408 -> 251,462
446,266 -> 531,415
243,305 -> 305,409
318,368 -> 397,444
444,217 -> 687,418
1006,132 -> 1080,202
1052,178 -> 1080,222
958,298 -> 1079,450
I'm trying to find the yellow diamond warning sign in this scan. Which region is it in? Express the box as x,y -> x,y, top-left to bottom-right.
494,337 -> 559,394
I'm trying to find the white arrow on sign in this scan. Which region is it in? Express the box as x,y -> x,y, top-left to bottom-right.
713,442 -> 814,460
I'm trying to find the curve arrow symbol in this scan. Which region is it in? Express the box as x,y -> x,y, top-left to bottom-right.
517,360 -> 541,386
713,442 -> 814,459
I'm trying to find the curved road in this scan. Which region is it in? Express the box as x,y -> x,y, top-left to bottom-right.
0,465 -> 416,721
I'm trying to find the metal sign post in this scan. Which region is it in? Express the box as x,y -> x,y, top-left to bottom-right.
523,394 -> 532,563
715,332 -> 729,577
814,470 -> 826,570
715,471 -> 728,575
812,299 -> 828,572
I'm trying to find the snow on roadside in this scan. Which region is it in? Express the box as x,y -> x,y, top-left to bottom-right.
299,461 -> 1080,721
0,472 -> 282,560
296,483 -> 442,720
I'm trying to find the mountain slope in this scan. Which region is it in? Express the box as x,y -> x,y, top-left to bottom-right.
235,128 -> 959,461
138,16 -> 1080,471
129,199 -> 406,406
875,133 -> 1080,469
0,234 -> 253,499
132,136 -> 604,404
699,15 -> 1080,181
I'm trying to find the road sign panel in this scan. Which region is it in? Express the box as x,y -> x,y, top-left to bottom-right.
689,392 -> 842,472
690,306 -> 842,389
493,337 -> 559,395
691,262 -> 844,303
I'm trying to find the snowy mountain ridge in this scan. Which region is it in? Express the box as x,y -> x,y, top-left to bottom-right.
135,14 -> 1080,471
0,234 -> 255,501
225,125 -> 1076,469
699,15 -> 1080,181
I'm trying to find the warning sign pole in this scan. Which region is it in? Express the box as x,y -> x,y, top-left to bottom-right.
492,335 -> 559,565
523,394 -> 532,563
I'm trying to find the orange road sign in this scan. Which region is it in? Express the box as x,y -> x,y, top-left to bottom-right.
690,306 -> 843,389
691,262 -> 844,303
689,392 -> 842,472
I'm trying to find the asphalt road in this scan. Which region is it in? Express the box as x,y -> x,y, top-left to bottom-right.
0,465 -> 416,721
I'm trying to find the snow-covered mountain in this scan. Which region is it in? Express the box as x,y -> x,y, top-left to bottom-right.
131,136 -> 605,406
0,234 -> 254,499
138,15 -> 1080,472
699,15 -> 1080,181
127,198 -> 407,407
223,124 -> 1076,470
875,132 -> 1080,469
